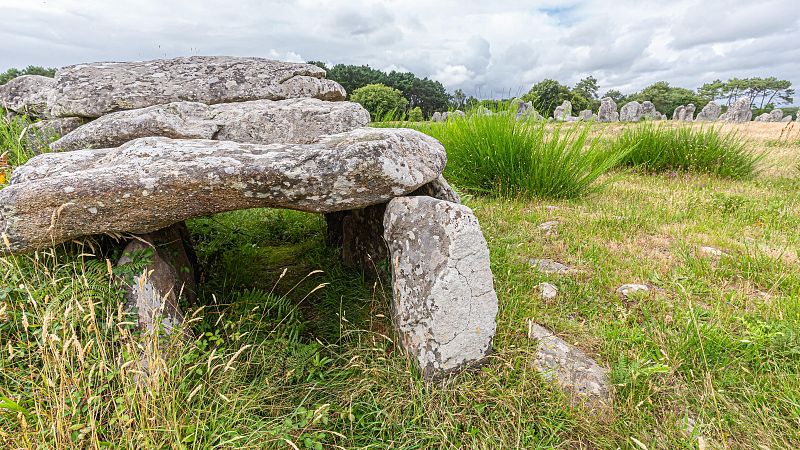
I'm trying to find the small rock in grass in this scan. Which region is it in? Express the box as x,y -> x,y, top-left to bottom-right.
538,220 -> 559,235
527,321 -> 613,412
536,282 -> 558,300
529,258 -> 569,274
699,246 -> 727,258
616,283 -> 649,298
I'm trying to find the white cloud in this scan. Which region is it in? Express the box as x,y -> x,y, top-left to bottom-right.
0,0 -> 797,99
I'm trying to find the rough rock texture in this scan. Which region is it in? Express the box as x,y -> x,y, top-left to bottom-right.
384,196 -> 498,380
611,111 -> 620,121
553,100 -> 572,121
529,258 -> 569,274
24,117 -> 88,153
681,104 -> 696,121
0,75 -> 55,117
619,101 -> 642,122
640,101 -> 657,120
47,56 -> 346,118
754,113 -> 772,122
616,284 -> 649,298
770,109 -> 784,121
537,282 -> 558,300
527,322 -> 612,411
117,223 -> 196,336
720,98 -> 752,123
781,115 -> 792,122
673,105 -> 685,121
410,175 -> 461,204
451,110 -> 466,118
50,98 -> 370,152
0,128 -> 446,254
695,102 -> 721,122
431,112 -> 443,122
578,109 -> 593,121
598,97 -> 617,122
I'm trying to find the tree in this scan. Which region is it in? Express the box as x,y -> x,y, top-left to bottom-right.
628,81 -> 701,117
451,89 -> 467,110
407,106 -> 423,122
306,60 -> 329,72
522,79 -> 573,118
325,64 -> 388,98
349,83 -> 408,120
602,89 -> 626,105
574,76 -> 599,100
698,77 -> 794,108
0,65 -> 56,85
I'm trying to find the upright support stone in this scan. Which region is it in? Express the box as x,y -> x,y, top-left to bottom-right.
383,196 -> 498,380
117,223 -> 196,337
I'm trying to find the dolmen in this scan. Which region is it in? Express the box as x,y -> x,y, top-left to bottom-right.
0,56 -> 499,382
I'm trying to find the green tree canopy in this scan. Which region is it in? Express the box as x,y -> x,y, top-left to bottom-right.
522,79 -> 573,117
698,77 -> 794,108
628,81 -> 702,118
602,89 -> 626,105
349,83 -> 408,120
0,65 -> 56,85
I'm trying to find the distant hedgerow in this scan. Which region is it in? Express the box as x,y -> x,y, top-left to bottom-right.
609,123 -> 763,178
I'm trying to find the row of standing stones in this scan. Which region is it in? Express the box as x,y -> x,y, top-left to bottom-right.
430,96 -> 797,124
0,56 -> 612,409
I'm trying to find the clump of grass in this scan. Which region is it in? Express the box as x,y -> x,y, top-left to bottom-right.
0,112 -> 36,169
610,123 -> 763,178
418,113 -> 626,199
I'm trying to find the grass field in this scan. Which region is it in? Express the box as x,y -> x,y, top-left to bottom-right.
1,118 -> 799,449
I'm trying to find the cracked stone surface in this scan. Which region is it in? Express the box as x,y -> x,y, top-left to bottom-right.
536,282 -> 558,300
620,101 -> 642,122
695,102 -> 721,122
47,56 -> 346,118
384,196 -> 498,381
0,127 -> 445,254
527,321 -> 612,411
616,283 -> 650,297
598,97 -> 617,122
529,258 -> 569,274
720,98 -> 752,123
117,223 -> 196,337
538,220 -> 559,236
0,75 -> 54,118
50,98 -> 370,151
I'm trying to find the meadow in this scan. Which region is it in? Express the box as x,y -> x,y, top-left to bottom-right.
1,114 -> 799,449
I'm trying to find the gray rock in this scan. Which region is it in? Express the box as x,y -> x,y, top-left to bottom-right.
515,101 -> 539,120
527,322 -> 612,411
619,101 -> 642,122
0,75 -> 55,118
719,98 -> 752,123
47,56 -> 346,118
451,110 -> 466,118
578,109 -> 593,121
598,97 -> 618,122
50,98 -> 370,152
410,175 -> 461,204
781,115 -> 792,122
769,109 -> 784,121
699,246 -> 727,258
553,100 -> 572,121
616,283 -> 649,297
0,128 -> 446,254
640,101 -> 657,120
754,113 -> 772,122
695,102 -> 721,122
538,220 -> 559,235
673,105 -> 685,121
475,107 -> 493,116
681,104 -> 696,121
117,223 -> 195,337
384,196 -> 498,380
529,258 -> 569,274
431,112 -> 443,122
536,282 -> 558,300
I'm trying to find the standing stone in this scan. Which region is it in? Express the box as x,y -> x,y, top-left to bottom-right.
597,97 -> 618,122
384,196 -> 498,381
431,112 -> 443,122
578,109 -> 593,121
640,101 -> 657,120
47,56 -> 346,118
452,110 -> 466,118
611,111 -> 619,121
769,109 -> 784,121
781,116 -> 792,122
0,75 -> 55,118
695,102 -> 721,122
719,98 -> 753,123
117,223 -> 196,337
0,128 -> 447,254
755,113 -> 772,122
515,100 -> 535,120
673,105 -> 685,121
50,98 -> 371,152
619,101 -> 642,122
681,104 -> 696,121
553,100 -> 572,121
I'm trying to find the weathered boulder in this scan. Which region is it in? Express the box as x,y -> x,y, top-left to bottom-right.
384,196 -> 498,380
50,98 -> 370,152
451,110 -> 466,119
553,100 -> 572,121
536,282 -> 558,300
578,109 -> 593,121
47,56 -> 346,118
719,98 -> 752,123
754,113 -> 772,122
515,100 -> 536,120
117,223 -> 196,336
781,115 -> 792,122
0,75 -> 55,118
619,101 -> 642,122
527,322 -> 612,411
0,128 -> 446,254
24,117 -> 88,153
431,112 -> 443,122
640,101 -> 657,120
682,104 -> 696,121
695,102 -> 721,122
673,105 -> 685,121
598,97 -> 617,122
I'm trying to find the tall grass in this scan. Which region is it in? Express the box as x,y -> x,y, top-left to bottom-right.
609,123 -> 764,178
420,113 -> 627,199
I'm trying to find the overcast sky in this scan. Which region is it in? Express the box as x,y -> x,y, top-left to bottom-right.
2,0 -> 798,99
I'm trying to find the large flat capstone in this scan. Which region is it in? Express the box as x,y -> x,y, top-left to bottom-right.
50,98 -> 371,152
47,56 -> 346,118
383,196 -> 498,380
0,128 -> 445,254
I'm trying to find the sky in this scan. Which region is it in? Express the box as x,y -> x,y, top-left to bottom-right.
1,0 -> 799,100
